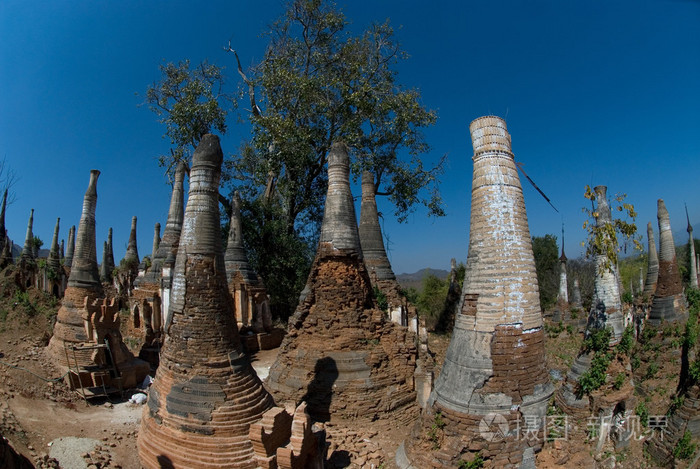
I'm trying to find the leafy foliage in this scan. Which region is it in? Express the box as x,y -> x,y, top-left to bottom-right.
532,234 -> 559,311
616,325 -> 634,356
673,431 -> 697,460
635,400 -> 649,428
581,185 -> 642,273
416,274 -> 448,329
145,60 -> 233,178
458,454 -> 484,469
232,0 -> 444,233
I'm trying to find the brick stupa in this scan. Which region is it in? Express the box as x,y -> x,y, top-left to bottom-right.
397,116 -> 553,468
47,170 -> 148,388
138,134 -> 273,469
648,199 -> 687,325
266,142 -> 418,422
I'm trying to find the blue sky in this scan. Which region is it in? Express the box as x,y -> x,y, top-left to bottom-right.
1,0 -> 699,274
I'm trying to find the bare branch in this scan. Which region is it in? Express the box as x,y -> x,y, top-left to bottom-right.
224,41 -> 262,118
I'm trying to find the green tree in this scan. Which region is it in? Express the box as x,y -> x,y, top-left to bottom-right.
145,59 -> 233,180
532,234 -> 559,311
416,274 -> 448,329
229,0 -> 444,234
225,0 -> 444,316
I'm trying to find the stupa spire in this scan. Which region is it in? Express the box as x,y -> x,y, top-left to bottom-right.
47,217 -> 61,272
68,170 -> 102,290
20,208 -> 34,262
224,191 -> 258,285
151,222 -> 160,259
64,225 -> 75,268
359,170 -> 395,281
125,216 -> 139,265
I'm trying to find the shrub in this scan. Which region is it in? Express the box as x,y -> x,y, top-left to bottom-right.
616,325 -> 634,356
613,372 -> 626,390
636,401 -> 649,428
673,431 -> 696,460
459,453 -> 484,469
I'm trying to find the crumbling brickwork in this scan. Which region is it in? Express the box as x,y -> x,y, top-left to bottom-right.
266,143 -> 419,423
398,116 -> 552,469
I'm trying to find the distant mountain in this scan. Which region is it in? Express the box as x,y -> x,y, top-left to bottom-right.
397,268 -> 449,291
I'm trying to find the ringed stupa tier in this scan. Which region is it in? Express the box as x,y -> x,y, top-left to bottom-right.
358,170 -> 411,327
138,135 -> 273,469
648,199 -> 687,324
266,142 -> 418,422
397,116 -> 553,468
643,222 -> 659,296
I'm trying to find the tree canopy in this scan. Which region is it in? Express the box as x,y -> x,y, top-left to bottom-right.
145,60 -> 233,180
144,0 -> 445,317
230,0 -> 444,233
532,234 -> 559,311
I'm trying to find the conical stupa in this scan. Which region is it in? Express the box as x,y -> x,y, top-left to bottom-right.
100,240 -> 112,283
358,170 -> 410,326
397,116 -> 553,469
47,170 -> 104,366
20,209 -> 35,264
125,216 -> 140,266
151,222 -> 161,260
106,227 -> 115,274
64,225 -> 75,269
138,134 -> 273,469
266,142 -> 418,422
47,217 -> 61,272
643,222 -> 659,297
648,199 -> 687,324
558,242 -> 568,304
224,191 -> 271,331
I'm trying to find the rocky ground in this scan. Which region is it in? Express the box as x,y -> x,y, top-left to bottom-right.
0,286 -> 696,468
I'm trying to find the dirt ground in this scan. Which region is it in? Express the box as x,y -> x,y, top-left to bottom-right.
0,286 -> 692,468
